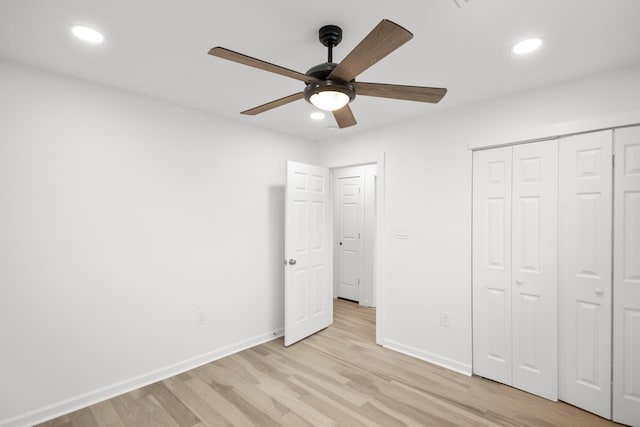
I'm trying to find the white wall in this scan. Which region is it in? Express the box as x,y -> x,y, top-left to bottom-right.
3,56 -> 640,426
318,63 -> 640,375
0,59 -> 316,426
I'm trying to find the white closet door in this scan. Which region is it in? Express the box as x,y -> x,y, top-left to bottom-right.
472,147 -> 513,385
559,131 -> 612,418
613,126 -> 640,426
511,140 -> 558,401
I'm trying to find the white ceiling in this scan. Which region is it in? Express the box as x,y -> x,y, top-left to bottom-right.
1,0 -> 640,141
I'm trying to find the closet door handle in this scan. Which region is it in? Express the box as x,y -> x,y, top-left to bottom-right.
515,279 -> 523,286
594,287 -> 604,295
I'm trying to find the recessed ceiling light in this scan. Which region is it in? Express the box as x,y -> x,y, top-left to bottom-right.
310,111 -> 326,120
511,38 -> 542,55
71,26 -> 105,44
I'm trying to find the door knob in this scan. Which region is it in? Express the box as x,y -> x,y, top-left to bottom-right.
339,242 -> 343,245
515,279 -> 523,285
288,259 -> 297,265
594,287 -> 604,295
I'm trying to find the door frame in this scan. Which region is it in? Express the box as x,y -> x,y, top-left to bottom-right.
325,153 -> 386,345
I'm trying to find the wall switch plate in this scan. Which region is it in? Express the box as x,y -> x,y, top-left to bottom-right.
393,228 -> 410,240
440,311 -> 450,327
196,311 -> 206,326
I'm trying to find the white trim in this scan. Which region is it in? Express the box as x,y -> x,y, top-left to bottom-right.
374,154 -> 385,345
382,338 -> 473,377
362,164 -> 377,308
1,329 -> 284,427
468,109 -> 640,150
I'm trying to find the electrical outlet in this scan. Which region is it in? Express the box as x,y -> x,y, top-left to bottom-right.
196,310 -> 206,326
440,311 -> 450,327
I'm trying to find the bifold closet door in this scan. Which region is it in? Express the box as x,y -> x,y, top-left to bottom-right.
559,131 -> 612,419
613,126 -> 640,426
473,140 -> 558,401
511,140 -> 558,401
472,147 -> 513,385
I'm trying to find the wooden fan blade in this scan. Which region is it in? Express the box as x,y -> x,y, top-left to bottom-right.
332,104 -> 357,128
355,82 -> 447,103
328,20 -> 413,82
208,47 -> 316,83
241,92 -> 304,115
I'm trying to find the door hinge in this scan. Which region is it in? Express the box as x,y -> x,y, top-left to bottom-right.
358,278 -> 360,286
359,187 -> 361,194
612,154 -> 615,166
358,232 -> 361,239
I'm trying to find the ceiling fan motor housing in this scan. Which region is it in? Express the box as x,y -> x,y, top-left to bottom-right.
304,25 -> 356,107
303,62 -> 356,106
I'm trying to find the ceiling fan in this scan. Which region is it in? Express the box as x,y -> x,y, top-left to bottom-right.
208,19 -> 447,129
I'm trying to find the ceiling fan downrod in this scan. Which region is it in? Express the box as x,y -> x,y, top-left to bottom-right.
318,25 -> 342,64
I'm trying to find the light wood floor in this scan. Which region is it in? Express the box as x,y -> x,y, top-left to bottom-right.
39,299 -> 619,427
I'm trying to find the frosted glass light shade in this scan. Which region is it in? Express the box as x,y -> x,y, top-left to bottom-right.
310,91 -> 350,111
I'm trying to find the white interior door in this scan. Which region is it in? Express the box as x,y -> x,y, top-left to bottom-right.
559,131 -> 612,418
511,139 -> 558,401
472,147 -> 513,385
334,169 -> 364,302
613,126 -> 640,426
284,161 -> 332,346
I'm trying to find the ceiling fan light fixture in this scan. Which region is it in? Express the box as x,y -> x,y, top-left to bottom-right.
310,91 -> 349,111
303,80 -> 356,112
310,111 -> 326,120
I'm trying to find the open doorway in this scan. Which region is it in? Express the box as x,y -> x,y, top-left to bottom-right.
283,155 -> 385,347
332,164 -> 377,307
331,163 -> 377,343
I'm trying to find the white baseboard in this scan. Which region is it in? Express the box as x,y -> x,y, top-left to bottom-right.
0,329 -> 284,427
382,338 -> 472,377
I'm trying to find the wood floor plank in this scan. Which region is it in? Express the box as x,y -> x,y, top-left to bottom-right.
185,374 -> 254,427
245,347 -> 367,406
212,358 -> 292,424
111,393 -> 179,427
89,400 -> 126,427
163,376 -> 232,427
278,410 -> 316,427
67,407 -> 100,427
145,382 -> 201,427
287,375 -> 386,427
38,298 -> 620,427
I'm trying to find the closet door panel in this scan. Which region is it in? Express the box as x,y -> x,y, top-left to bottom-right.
559,131 -> 612,419
473,147 -> 513,385
614,126 -> 640,426
511,139 -> 558,401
